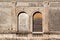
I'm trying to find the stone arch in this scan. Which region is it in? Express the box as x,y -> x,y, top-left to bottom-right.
17,11 -> 29,33
32,11 -> 42,33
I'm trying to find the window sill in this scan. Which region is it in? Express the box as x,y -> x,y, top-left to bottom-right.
32,32 -> 43,34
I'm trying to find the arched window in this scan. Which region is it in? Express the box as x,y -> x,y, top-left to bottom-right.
33,12 -> 42,33
18,12 -> 29,33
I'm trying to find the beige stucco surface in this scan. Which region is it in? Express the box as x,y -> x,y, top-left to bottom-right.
0,0 -> 60,40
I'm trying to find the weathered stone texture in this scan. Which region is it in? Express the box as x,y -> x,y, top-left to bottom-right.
0,0 -> 60,2
48,38 -> 60,40
0,38 -> 16,40
17,0 -> 60,2
50,2 -> 60,7
0,0 -> 15,2
48,8 -> 60,33
0,2 -> 17,33
16,37 -> 44,40
0,34 -> 16,40
0,0 -> 60,40
16,2 -> 43,7
0,8 -> 12,33
17,37 -> 28,40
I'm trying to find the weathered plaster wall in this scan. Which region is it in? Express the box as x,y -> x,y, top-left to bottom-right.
0,0 -> 60,40
0,2 -> 17,33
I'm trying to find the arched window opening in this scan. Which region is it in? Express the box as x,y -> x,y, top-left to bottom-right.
18,12 -> 29,33
33,11 -> 42,33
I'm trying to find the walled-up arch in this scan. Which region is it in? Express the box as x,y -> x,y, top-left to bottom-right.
33,11 -> 42,33
18,12 -> 29,33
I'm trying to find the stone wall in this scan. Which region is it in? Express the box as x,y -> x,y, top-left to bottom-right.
0,0 -> 60,40
48,8 -> 60,33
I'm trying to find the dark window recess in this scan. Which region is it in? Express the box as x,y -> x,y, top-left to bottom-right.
33,12 -> 42,32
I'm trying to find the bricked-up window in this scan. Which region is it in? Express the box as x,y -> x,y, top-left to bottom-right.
18,12 -> 29,33
33,12 -> 42,33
